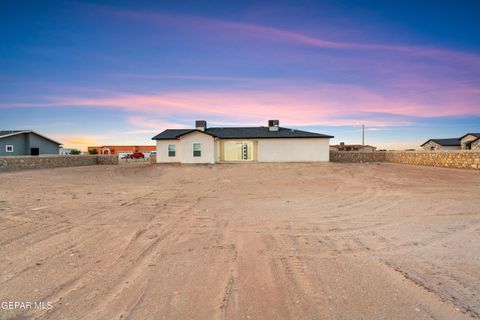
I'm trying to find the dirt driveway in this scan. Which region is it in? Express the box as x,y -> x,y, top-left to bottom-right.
0,163 -> 479,319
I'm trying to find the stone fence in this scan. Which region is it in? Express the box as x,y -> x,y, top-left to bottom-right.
149,154 -> 157,164
0,155 -> 118,172
330,151 -> 480,170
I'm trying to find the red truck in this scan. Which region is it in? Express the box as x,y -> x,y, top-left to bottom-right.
128,152 -> 145,159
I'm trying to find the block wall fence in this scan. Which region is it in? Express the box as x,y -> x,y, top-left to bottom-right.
0,155 -> 118,172
330,151 -> 480,170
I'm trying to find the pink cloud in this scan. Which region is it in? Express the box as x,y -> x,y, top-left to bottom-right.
2,83 -> 478,129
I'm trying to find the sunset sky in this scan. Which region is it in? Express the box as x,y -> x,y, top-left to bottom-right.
1,0 -> 479,150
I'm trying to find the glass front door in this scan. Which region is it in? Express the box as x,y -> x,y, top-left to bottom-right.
224,141 -> 253,161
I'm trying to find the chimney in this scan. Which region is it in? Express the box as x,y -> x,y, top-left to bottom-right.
268,120 -> 279,131
340,142 -> 345,146
195,120 -> 207,131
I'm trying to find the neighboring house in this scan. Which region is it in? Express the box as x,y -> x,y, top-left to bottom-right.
421,138 -> 461,151
0,130 -> 61,156
87,145 -> 156,155
330,143 -> 376,152
460,133 -> 480,150
421,133 -> 480,151
152,120 -> 333,164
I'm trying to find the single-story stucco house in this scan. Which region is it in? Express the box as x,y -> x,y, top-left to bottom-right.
152,120 -> 334,164
0,130 -> 62,156
421,132 -> 480,151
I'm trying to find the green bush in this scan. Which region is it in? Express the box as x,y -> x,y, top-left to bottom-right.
88,149 -> 98,155
69,149 -> 82,155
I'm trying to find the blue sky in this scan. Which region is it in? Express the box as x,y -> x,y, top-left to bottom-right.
1,0 -> 479,150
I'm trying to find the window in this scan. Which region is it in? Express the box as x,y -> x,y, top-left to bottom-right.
6,145 -> 13,152
168,144 -> 176,157
193,143 -> 201,157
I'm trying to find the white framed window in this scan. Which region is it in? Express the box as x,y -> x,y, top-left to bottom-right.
193,143 -> 201,157
6,145 -> 14,152
168,144 -> 176,157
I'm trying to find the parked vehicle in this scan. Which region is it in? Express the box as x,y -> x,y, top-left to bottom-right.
128,152 -> 145,159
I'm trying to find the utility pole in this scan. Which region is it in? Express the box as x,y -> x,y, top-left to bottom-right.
362,124 -> 365,148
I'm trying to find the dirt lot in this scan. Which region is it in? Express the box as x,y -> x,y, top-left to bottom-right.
0,162 -> 479,320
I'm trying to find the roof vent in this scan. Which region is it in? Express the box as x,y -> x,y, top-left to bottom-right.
268,120 -> 279,131
195,120 -> 207,131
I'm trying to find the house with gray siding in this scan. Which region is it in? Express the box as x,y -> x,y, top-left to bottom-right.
0,130 -> 61,156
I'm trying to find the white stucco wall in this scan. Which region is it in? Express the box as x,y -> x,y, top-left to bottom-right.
156,140 -> 180,163
257,138 -> 330,162
156,132 -> 216,163
179,131 -> 216,164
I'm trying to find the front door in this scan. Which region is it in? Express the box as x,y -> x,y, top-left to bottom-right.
30,148 -> 39,156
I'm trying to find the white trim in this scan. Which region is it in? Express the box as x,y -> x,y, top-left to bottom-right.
5,145 -> 14,152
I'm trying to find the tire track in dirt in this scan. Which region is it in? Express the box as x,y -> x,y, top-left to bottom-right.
269,232 -> 331,319
30,191 -> 207,320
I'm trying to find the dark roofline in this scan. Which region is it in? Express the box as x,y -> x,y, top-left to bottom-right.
152,129 -> 219,140
152,126 -> 333,140
420,138 -> 460,147
0,130 -> 62,145
175,129 -> 219,139
459,133 -> 480,140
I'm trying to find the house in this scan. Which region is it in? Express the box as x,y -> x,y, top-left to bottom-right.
330,143 -> 376,152
87,145 -> 156,155
421,132 -> 480,151
152,120 -> 333,164
0,130 -> 61,156
59,148 -> 73,155
460,133 -> 480,150
421,138 -> 461,151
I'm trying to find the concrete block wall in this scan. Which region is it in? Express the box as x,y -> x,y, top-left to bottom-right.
330,151 -> 480,170
0,155 -> 118,172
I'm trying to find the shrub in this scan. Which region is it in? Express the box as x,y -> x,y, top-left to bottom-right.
88,149 -> 98,155
70,149 -> 82,155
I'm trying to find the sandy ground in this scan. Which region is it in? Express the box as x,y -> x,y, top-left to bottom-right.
0,162 -> 479,320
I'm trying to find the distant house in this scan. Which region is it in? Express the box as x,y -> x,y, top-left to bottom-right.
421,138 -> 461,151
421,133 -> 480,151
152,120 -> 333,164
59,148 -> 73,155
0,130 -> 61,156
460,133 -> 480,150
87,145 -> 156,155
330,143 -> 376,152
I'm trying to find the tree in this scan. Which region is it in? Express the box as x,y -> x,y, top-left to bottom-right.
70,149 -> 82,155
88,149 -> 98,155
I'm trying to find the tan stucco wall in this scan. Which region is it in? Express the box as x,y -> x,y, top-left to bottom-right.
257,138 -> 330,162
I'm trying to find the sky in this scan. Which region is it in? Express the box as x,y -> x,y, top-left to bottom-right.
1,0 -> 479,150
